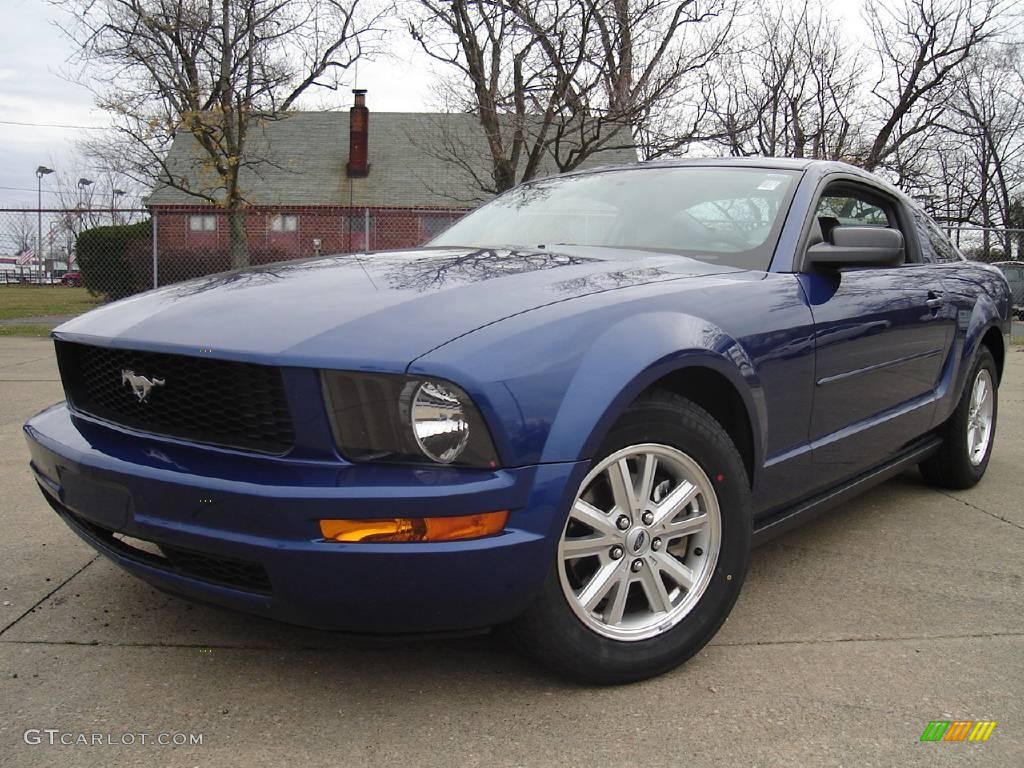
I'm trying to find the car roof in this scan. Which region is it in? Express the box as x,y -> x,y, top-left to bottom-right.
565,156 -> 860,174
554,156 -> 910,204
558,156 -> 898,187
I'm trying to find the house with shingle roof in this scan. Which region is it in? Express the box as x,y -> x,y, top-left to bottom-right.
146,91 -> 636,259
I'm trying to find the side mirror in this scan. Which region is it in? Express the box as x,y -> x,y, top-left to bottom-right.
806,225 -> 904,268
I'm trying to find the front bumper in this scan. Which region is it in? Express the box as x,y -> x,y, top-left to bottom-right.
24,403 -> 587,633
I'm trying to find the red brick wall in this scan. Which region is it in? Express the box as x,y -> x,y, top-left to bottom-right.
149,205 -> 468,260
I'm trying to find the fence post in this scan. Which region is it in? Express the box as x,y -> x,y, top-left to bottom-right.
152,209 -> 159,289
364,207 -> 370,252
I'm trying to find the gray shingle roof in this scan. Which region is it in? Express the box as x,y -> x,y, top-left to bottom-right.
147,111 -> 637,209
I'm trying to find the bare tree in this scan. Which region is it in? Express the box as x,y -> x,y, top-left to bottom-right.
902,39 -> 1024,258
704,0 -> 862,161
952,45 -> 1024,256
408,0 -> 736,196
48,164 -> 145,237
408,0 -> 543,194
860,0 -> 1007,174
518,0 -> 736,163
4,210 -> 36,256
61,0 -> 386,267
928,134 -> 979,230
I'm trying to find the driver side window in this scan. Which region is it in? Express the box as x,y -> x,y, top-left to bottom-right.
811,186 -> 910,265
815,194 -> 891,233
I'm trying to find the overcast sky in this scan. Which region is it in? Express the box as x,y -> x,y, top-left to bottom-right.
0,0 -> 436,209
0,0 -> 869,211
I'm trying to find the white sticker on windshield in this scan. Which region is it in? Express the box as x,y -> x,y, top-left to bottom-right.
758,179 -> 782,191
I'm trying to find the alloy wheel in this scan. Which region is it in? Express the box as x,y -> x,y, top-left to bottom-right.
967,368 -> 994,466
557,443 -> 722,641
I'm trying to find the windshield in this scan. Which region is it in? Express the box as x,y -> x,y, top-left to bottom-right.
430,166 -> 800,270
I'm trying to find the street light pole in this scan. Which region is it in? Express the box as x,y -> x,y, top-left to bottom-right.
35,166 -> 54,282
73,178 -> 94,280
77,177 -> 93,207
112,188 -> 125,226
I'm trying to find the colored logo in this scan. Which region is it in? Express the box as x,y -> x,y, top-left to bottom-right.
920,720 -> 997,742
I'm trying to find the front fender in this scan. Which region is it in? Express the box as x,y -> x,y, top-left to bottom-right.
537,312 -> 765,468
410,296 -> 766,473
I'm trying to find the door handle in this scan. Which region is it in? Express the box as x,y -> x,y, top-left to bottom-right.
926,292 -> 945,310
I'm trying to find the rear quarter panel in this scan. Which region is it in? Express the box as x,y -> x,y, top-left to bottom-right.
932,261 -> 1012,425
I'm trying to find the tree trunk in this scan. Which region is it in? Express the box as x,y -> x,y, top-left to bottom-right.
227,208 -> 249,269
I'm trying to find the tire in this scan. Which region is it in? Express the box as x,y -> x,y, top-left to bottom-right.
920,348 -> 998,490
513,392 -> 752,684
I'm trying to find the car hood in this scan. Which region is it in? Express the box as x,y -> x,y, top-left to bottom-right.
56,246 -> 738,370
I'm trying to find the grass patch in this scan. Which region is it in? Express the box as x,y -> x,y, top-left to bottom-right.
0,324 -> 55,338
0,286 -> 101,320
1011,335 -> 1024,346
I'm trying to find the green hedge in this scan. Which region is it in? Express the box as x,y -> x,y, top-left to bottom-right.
76,219 -> 291,298
75,220 -> 153,300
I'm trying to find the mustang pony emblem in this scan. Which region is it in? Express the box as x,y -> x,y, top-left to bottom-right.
121,370 -> 165,402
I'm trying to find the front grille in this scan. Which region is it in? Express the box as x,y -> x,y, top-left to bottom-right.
47,493 -> 273,595
55,341 -> 294,454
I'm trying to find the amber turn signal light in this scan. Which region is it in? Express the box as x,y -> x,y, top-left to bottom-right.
319,511 -> 509,543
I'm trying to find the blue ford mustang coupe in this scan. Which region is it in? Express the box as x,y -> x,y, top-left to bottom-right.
25,159 -> 1011,683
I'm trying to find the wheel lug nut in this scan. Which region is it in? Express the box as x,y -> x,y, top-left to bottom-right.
641,511 -> 654,526
610,546 -> 624,560
631,559 -> 643,572
652,537 -> 662,551
616,515 -> 631,531
694,547 -> 703,556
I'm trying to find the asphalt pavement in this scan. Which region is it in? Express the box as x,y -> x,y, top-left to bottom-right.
1,336 -> 1021,767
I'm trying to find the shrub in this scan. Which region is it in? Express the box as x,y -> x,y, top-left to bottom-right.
75,220 -> 152,300
124,246 -> 290,290
77,219 -> 291,299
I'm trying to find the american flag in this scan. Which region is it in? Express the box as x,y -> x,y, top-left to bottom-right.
17,248 -> 34,265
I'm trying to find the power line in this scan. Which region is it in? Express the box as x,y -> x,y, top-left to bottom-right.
0,186 -> 64,194
0,119 -> 107,130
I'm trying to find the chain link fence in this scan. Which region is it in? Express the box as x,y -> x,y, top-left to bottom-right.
0,206 -> 468,297
945,225 -> 1024,264
0,208 -> 1021,334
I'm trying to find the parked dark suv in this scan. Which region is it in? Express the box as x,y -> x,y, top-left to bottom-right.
993,262 -> 1024,319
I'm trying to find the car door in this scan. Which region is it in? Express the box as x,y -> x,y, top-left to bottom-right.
797,180 -> 955,485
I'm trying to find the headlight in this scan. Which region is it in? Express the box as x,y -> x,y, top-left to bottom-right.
321,371 -> 499,467
410,381 -> 470,463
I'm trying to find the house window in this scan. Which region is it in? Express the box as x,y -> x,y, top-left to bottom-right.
189,214 -> 217,232
270,214 -> 298,233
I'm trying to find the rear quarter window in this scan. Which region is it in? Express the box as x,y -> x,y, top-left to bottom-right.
911,208 -> 962,264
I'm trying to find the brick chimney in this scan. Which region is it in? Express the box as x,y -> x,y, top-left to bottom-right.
346,89 -> 369,178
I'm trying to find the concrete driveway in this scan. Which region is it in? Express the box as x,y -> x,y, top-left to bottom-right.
1,336 -> 1021,767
